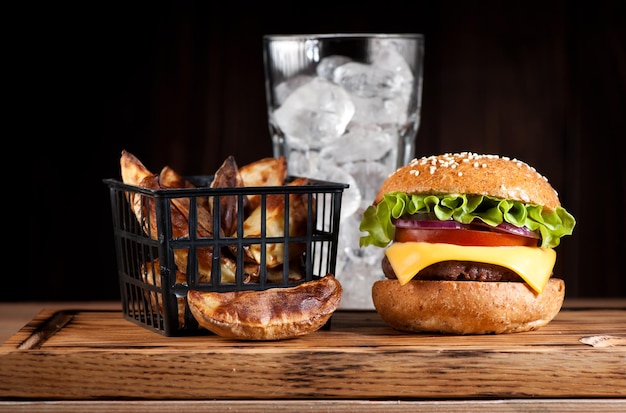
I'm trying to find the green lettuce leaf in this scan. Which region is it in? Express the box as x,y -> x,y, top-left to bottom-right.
359,192 -> 576,249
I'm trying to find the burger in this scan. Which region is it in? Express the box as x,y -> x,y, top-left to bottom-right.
359,152 -> 576,334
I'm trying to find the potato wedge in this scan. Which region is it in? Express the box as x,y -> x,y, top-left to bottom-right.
159,165 -> 214,237
120,150 -> 213,238
241,177 -> 312,268
120,150 -> 158,235
158,166 -> 218,280
120,150 -> 154,188
238,156 -> 287,187
238,156 -> 288,212
253,262 -> 305,284
142,258 -> 188,326
120,150 -> 226,282
120,151 -> 195,239
187,274 -> 342,340
210,155 -> 245,237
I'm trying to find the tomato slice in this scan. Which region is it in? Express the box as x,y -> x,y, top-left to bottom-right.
394,227 -> 539,247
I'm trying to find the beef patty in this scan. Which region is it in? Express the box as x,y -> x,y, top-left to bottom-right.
381,256 -> 527,282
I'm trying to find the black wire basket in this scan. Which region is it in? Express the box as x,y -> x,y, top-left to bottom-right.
104,176 -> 347,336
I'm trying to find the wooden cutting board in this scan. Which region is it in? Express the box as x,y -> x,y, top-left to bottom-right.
1,306 -> 625,400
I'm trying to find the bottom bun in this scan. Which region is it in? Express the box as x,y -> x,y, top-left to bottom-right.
372,278 -> 565,334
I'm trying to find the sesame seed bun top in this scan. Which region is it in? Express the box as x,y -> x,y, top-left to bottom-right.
375,152 -> 561,210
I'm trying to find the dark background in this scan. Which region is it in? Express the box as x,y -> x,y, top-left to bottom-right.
19,1 -> 624,302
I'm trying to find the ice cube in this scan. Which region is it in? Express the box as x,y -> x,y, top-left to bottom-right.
316,55 -> 352,80
332,62 -> 401,99
274,77 -> 355,150
371,39 -> 415,87
274,75 -> 314,105
314,161 -> 361,220
319,126 -> 395,164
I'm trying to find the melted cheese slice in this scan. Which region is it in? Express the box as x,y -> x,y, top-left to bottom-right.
385,242 -> 556,294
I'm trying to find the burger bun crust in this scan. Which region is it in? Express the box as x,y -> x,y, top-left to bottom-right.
375,152 -> 561,210
372,278 -> 565,334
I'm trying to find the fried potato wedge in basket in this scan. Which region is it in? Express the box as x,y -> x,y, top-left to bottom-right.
239,155 -> 287,187
120,150 -> 214,238
187,274 -> 342,340
120,150 -> 222,282
159,165 -> 214,236
239,156 -> 288,212
119,151 -> 315,284
119,150 -> 157,236
241,177 -> 311,268
119,151 -> 334,336
142,258 -> 188,326
210,155 -> 245,237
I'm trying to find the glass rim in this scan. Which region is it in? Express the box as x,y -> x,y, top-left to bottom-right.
263,33 -> 424,41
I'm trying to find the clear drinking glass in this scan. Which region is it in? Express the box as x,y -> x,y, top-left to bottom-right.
263,33 -> 425,309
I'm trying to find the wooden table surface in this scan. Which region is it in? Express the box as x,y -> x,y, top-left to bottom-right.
1,299 -> 625,412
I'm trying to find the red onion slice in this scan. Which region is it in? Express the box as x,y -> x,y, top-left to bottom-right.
392,217 -> 540,239
392,218 -> 464,230
471,221 -> 540,239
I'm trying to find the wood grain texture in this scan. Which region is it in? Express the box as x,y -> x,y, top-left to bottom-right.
1,399 -> 626,413
1,307 -> 624,401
